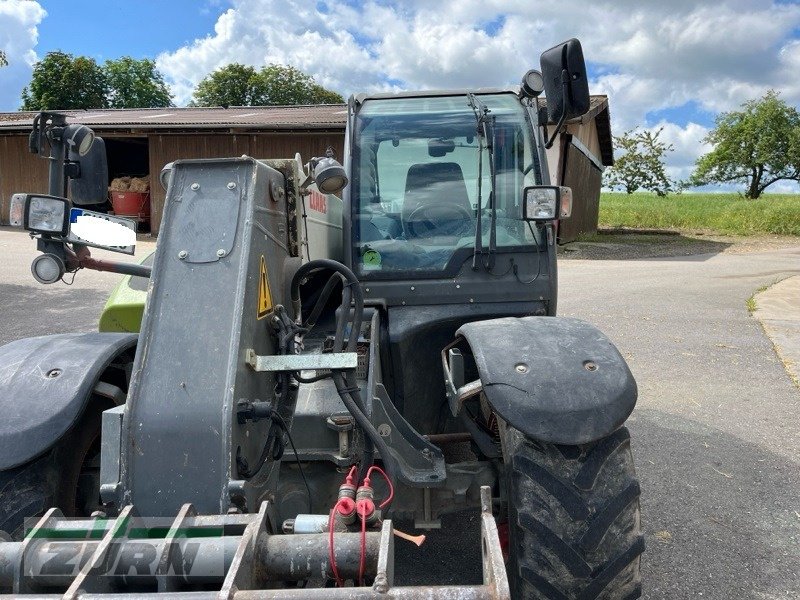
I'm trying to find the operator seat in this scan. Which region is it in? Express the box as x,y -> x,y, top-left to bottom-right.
402,162 -> 472,237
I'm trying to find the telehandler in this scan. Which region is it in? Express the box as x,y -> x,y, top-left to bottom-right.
0,39 -> 642,598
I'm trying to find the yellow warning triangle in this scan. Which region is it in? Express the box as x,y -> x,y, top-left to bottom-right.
257,255 -> 273,319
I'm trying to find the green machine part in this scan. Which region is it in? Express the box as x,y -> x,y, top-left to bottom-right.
98,254 -> 150,333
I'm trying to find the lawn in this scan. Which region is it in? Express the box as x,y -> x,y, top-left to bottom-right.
599,192 -> 800,236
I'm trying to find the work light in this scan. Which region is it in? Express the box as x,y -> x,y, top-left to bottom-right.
23,194 -> 71,235
312,156 -> 348,194
62,124 -> 95,156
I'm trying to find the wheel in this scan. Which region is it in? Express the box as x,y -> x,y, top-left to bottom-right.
503,425 -> 643,600
0,398 -> 107,539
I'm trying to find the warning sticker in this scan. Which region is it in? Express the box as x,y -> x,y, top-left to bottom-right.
257,255 -> 273,319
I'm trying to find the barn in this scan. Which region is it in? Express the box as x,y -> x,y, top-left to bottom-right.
0,98 -> 612,241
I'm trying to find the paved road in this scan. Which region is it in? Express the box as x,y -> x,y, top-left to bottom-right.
558,248 -> 800,600
1,227 -> 799,598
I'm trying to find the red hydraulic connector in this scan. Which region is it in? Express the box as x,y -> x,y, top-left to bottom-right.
336,496 -> 357,526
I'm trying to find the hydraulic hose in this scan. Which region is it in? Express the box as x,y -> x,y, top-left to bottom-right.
290,260 -> 392,483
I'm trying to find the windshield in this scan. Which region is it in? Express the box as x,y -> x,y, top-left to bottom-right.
352,93 -> 540,276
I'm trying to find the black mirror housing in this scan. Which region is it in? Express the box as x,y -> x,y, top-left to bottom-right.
68,136 -> 108,206
540,38 -> 590,123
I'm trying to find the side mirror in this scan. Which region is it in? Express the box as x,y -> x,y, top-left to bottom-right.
540,38 -> 590,124
68,136 -> 108,205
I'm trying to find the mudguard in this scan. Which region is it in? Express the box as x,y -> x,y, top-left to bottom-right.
456,316 -> 636,445
0,332 -> 137,470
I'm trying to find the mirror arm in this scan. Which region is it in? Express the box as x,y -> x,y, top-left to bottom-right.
545,69 -> 570,150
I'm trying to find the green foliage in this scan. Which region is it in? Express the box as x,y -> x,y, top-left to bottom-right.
21,51 -> 108,111
104,57 -> 172,108
192,64 -> 261,107
0,50 -> 7,67
691,91 -> 800,199
192,63 -> 343,107
604,127 -> 674,196
599,192 -> 800,236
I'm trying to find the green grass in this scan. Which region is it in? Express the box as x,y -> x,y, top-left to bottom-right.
599,192 -> 800,236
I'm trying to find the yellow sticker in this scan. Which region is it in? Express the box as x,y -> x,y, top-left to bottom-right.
257,255 -> 273,319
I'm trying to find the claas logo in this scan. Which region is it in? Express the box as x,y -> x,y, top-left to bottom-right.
309,191 -> 327,214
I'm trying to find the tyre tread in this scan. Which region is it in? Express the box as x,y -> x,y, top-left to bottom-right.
507,426 -> 643,600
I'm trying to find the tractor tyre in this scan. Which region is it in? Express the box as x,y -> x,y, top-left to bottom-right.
504,425 -> 643,600
0,398 -> 107,539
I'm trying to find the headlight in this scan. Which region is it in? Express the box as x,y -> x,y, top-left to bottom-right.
24,194 -> 71,235
522,186 -> 573,221
523,186 -> 558,220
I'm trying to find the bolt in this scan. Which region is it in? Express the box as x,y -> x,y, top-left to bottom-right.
46,368 -> 62,378
422,448 -> 432,460
365,288 -> 370,293
227,182 -> 237,190
410,286 -> 415,291
584,361 -> 598,372
216,248 -> 226,257
469,298 -> 474,303
456,284 -> 461,289
178,250 -> 188,259
191,183 -> 200,191
377,423 -> 391,437
515,363 -> 529,374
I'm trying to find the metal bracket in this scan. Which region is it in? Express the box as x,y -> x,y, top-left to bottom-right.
441,341 -> 483,416
245,349 -> 358,372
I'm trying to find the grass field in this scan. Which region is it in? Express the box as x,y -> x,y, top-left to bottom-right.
599,192 -> 800,236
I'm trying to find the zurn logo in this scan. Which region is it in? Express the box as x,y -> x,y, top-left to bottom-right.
26,519 -> 226,580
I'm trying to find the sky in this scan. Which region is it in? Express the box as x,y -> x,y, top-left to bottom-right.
1,0 -> 800,190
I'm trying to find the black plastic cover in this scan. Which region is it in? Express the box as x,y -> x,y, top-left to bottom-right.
0,332 -> 136,469
457,316 -> 636,445
540,38 -> 591,123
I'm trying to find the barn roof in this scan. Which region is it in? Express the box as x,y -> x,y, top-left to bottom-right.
0,105 -> 349,131
0,96 -> 612,164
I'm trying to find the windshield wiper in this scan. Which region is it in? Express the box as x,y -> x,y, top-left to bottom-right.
467,93 -> 497,271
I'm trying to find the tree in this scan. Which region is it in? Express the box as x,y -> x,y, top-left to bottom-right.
192,63 -> 261,107
21,51 -> 108,110
604,127 -> 674,196
255,64 -> 343,105
691,91 -> 800,199
192,63 -> 343,107
0,51 -> 7,67
104,57 -> 172,108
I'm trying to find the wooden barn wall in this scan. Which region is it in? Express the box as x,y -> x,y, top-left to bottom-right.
557,137 -> 602,243
148,132 -> 344,233
0,135 -> 50,224
566,119 -> 601,163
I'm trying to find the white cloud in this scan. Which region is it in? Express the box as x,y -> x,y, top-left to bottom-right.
0,0 -> 46,110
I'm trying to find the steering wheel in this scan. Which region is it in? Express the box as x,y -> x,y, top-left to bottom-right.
405,203 -> 473,238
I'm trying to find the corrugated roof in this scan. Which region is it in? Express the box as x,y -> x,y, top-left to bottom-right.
0,105 -> 349,131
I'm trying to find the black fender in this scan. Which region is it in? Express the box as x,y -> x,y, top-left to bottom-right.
456,316 -> 636,445
0,332 -> 137,470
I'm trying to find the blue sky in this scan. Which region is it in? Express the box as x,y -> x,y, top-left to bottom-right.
34,1 -> 222,61
2,0 -> 800,187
